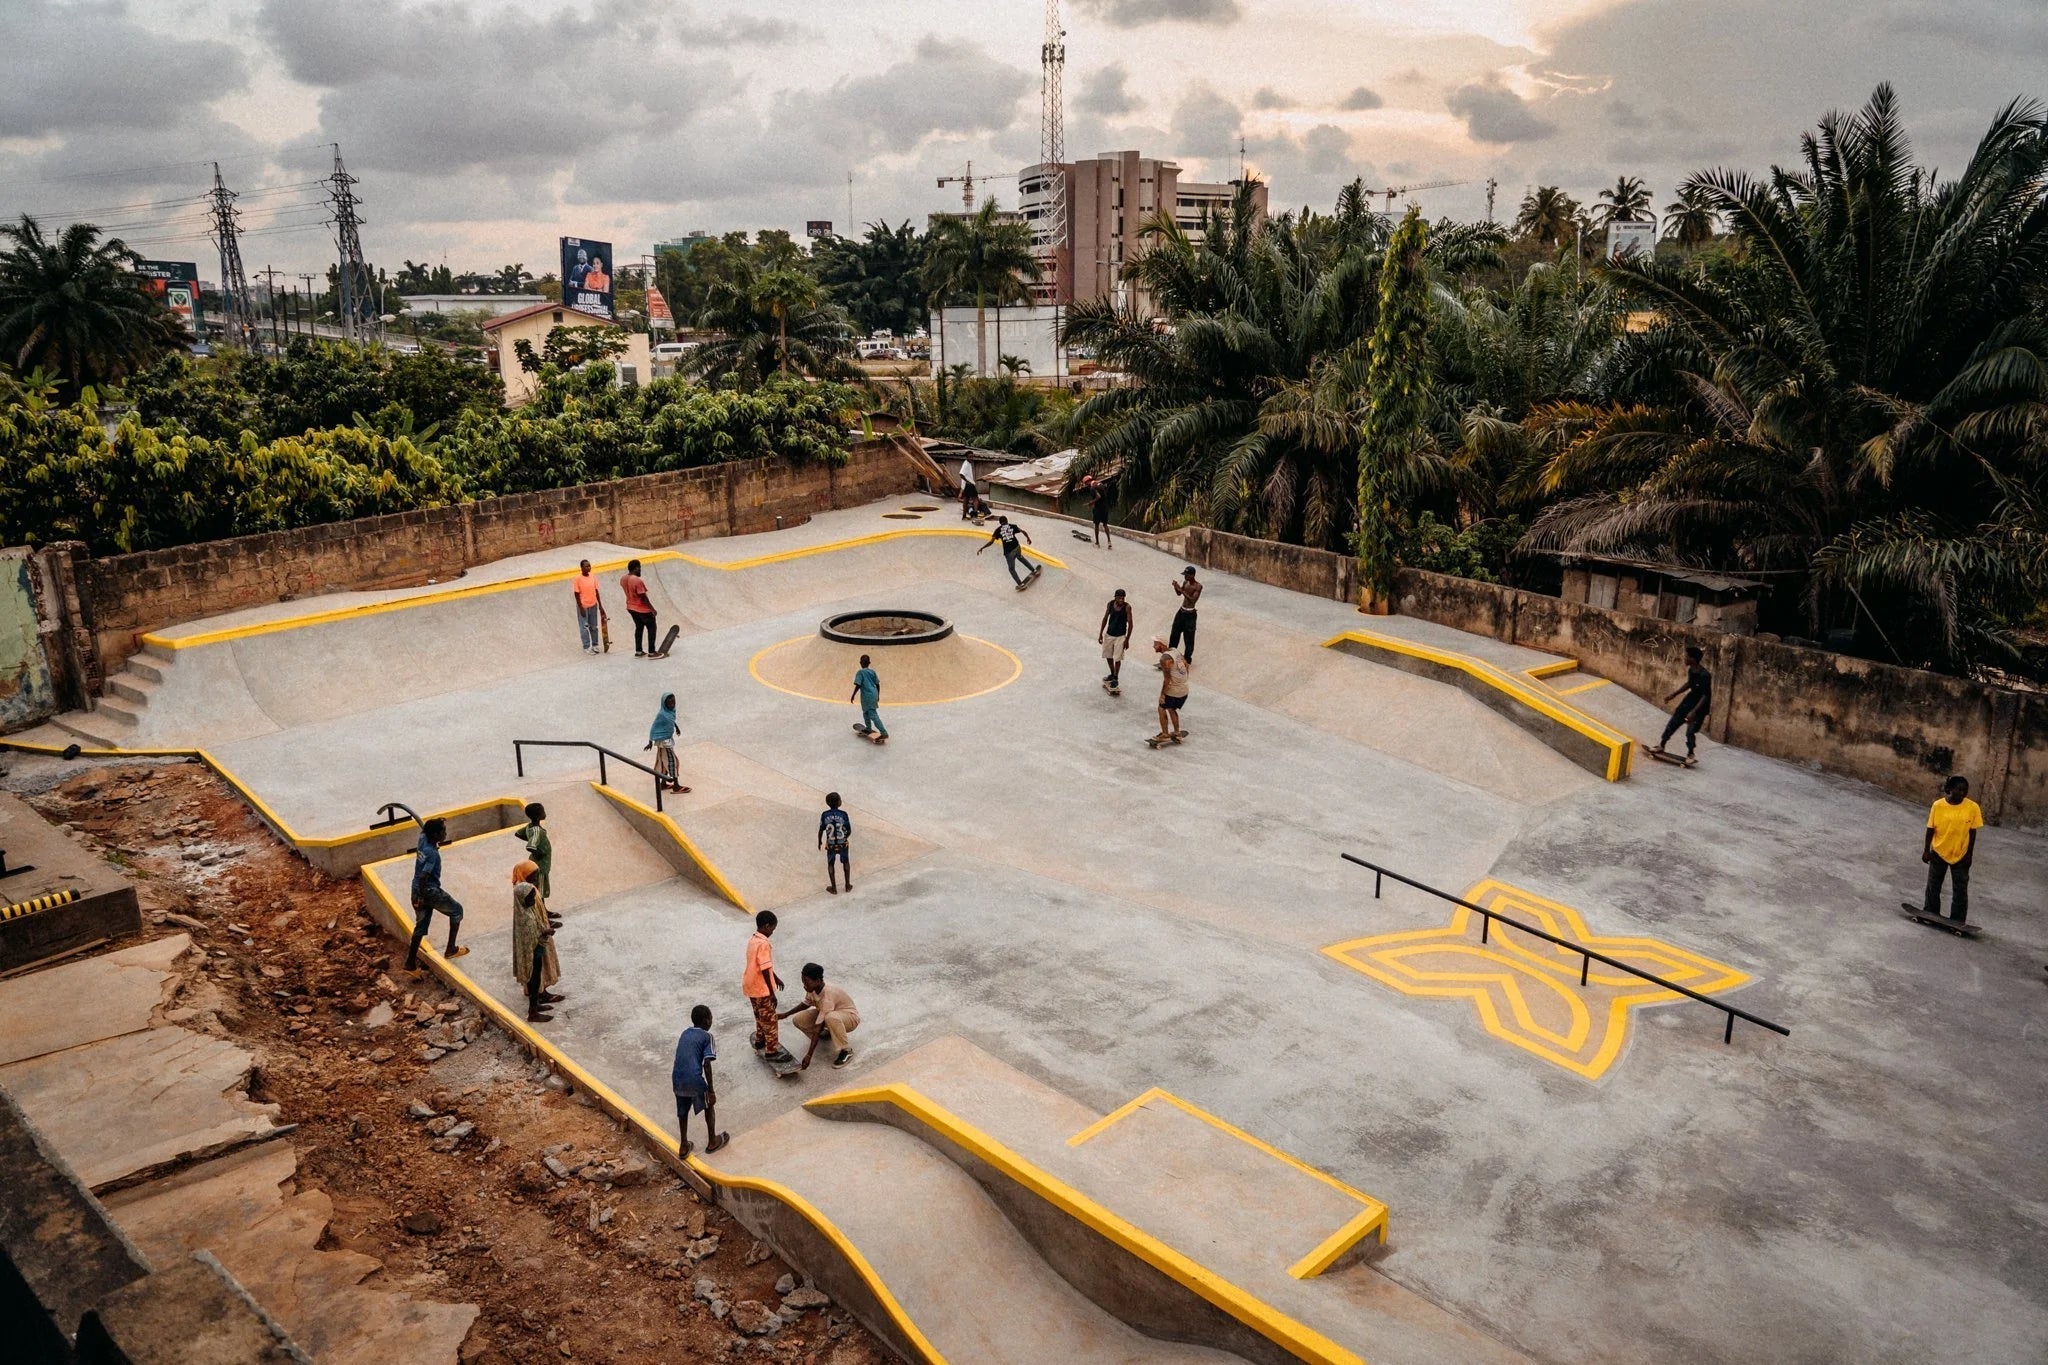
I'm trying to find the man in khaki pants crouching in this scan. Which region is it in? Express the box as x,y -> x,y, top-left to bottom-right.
783,963 -> 860,1071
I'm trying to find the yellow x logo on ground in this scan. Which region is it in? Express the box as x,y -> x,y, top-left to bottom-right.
1322,880 -> 1749,1080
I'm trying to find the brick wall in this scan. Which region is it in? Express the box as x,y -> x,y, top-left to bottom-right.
76,442 -> 910,678
1180,526 -> 2048,827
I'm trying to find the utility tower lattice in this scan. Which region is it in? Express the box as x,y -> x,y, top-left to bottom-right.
1038,0 -> 1067,341
326,146 -> 375,342
208,165 -> 257,350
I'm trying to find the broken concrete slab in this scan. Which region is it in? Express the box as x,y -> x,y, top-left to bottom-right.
103,1140 -> 478,1365
0,934 -> 190,1066
0,1024 -> 283,1191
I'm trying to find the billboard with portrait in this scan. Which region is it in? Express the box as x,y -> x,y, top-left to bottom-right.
136,260 -> 203,339
1606,219 -> 1657,262
560,236 -> 615,320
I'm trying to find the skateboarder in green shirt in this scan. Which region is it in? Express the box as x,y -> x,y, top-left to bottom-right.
850,656 -> 888,743
517,802 -> 561,928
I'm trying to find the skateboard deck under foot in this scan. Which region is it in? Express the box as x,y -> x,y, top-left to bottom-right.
1145,731 -> 1189,749
1014,564 -> 1043,591
1900,903 -> 1980,937
1103,681 -> 1121,696
648,624 -> 680,658
1645,747 -> 1696,768
853,724 -> 887,745
757,1049 -> 802,1079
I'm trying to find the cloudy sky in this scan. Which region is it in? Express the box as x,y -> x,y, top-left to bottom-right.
1,0 -> 2042,277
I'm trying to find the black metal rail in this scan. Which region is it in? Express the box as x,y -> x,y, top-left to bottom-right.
369,801 -> 422,830
1342,854 -> 1789,1045
513,740 -> 669,812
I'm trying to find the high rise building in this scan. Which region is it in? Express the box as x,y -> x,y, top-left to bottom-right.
1019,150 -> 1269,312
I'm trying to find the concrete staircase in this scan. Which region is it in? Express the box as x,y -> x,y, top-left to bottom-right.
54,644 -> 174,749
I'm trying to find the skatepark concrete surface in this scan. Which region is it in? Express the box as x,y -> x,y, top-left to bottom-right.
29,501 -> 2048,1364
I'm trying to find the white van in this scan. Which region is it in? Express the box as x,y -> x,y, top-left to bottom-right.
652,341 -> 696,361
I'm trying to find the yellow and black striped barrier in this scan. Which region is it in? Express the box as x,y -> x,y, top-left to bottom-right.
1,888 -> 79,921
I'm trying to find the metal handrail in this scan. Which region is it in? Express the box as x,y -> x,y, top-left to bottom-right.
369,801 -> 422,830
513,739 -> 669,812
1342,854 -> 1789,1045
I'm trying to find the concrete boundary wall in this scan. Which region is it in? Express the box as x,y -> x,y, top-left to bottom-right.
57,442 -> 911,684
1180,527 -> 2047,827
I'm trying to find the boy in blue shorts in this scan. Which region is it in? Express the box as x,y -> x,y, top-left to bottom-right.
672,1004 -> 729,1155
819,791 -> 853,895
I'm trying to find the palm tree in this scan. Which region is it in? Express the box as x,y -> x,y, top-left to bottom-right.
922,201 -> 1040,376
1522,85 -> 2048,671
397,260 -> 434,293
1513,187 -> 1581,247
1596,175 -> 1653,226
1356,209 -> 1433,607
495,264 -> 531,294
0,216 -> 187,396
1660,186 -> 1718,249
688,261 -> 855,385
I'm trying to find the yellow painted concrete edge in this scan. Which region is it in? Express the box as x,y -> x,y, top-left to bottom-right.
1522,659 -> 1580,681
589,782 -> 752,913
141,529 -> 1067,652
1067,1086 -> 1388,1277
0,739 -> 525,851
1,887 -> 80,921
746,635 -> 1023,709
809,1083 -> 1366,1365
1321,630 -> 1634,781
356,863 -> 947,1365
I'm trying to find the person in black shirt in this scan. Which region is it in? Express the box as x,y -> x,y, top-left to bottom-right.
1098,589 -> 1134,692
1085,476 -> 1113,549
976,515 -> 1039,585
1649,645 -> 1712,767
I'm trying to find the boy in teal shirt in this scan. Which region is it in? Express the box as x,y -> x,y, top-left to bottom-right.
849,654 -> 888,743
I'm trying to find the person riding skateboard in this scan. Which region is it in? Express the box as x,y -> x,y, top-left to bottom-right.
850,655 -> 888,743
819,791 -> 854,894
1098,589 -> 1134,692
511,859 -> 561,1022
1151,636 -> 1189,745
620,558 -> 658,657
782,963 -> 860,1070
1920,775 -> 1984,925
572,559 -> 606,655
672,1004 -> 729,1155
1648,645 -> 1712,766
977,515 -> 1039,586
405,818 -> 467,970
1169,567 -> 1203,663
645,692 -> 691,793
743,911 -> 795,1066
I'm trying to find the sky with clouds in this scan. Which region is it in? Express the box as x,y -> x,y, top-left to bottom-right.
0,0 -> 2042,276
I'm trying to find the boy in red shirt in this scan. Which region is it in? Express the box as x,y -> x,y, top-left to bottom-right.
620,558 -> 658,656
743,911 -> 795,1065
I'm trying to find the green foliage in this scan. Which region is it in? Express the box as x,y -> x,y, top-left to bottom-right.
688,259 -> 855,385
813,221 -> 927,336
1398,513 -> 1525,582
922,202 -> 1041,375
1356,210 -> 1434,601
512,324 -> 629,374
0,216 -> 188,397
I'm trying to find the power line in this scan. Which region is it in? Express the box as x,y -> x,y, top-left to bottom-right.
0,141 -> 337,191
326,145 -> 375,342
209,163 -> 257,350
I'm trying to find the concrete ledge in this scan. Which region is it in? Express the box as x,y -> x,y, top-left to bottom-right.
807,1084 -> 1364,1365
76,1253 -> 309,1365
354,867 -> 944,1365
1322,630 -> 1633,781
0,791 -> 141,972
589,783 -> 751,914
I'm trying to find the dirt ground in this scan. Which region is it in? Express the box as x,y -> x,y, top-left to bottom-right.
20,757 -> 892,1365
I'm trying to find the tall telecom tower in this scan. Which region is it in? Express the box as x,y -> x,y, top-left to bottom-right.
208,164 -> 257,350
326,146 -> 375,342
1039,0 -> 1067,368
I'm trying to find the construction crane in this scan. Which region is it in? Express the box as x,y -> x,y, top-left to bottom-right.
935,162 -> 1018,213
1375,179 -> 1469,213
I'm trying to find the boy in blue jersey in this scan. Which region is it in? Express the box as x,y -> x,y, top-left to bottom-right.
819,791 -> 853,895
672,1004 -> 729,1155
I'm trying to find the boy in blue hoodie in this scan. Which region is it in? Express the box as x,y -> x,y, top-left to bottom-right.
405,818 -> 467,971
643,692 -> 691,793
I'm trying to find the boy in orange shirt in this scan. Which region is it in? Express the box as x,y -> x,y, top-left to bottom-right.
572,558 -> 606,654
743,910 -> 795,1064
1918,775 -> 1984,925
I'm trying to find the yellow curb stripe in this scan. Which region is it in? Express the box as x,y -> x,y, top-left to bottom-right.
809,1083 -> 1366,1365
1522,659 -> 1580,680
140,529 -> 1066,652
1,888 -> 80,921
746,635 -> 1023,709
1554,677 -> 1611,696
1321,630 -> 1634,781
589,782 -> 752,913
357,864 -> 945,1364
1067,1086 -> 1387,1278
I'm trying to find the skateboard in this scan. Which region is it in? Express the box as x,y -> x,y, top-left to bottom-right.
1014,564 -> 1043,591
600,614 -> 611,653
1071,529 -> 1093,542
1900,903 -> 1981,938
1144,731 -> 1188,749
1645,747 -> 1696,768
649,624 -> 680,658
1102,679 -> 1121,696
853,724 -> 887,745
755,1044 -> 802,1079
